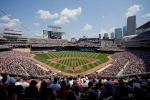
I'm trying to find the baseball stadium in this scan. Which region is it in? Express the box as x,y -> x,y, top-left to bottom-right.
0,14 -> 150,100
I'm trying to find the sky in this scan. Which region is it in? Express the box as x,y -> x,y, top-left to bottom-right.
0,0 -> 150,40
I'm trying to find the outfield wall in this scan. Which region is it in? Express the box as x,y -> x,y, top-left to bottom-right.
79,47 -> 99,52
96,50 -> 123,54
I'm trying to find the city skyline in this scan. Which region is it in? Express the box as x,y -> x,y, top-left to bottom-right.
0,0 -> 150,40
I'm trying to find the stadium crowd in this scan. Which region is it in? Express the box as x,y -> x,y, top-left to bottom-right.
99,52 -> 129,76
0,51 -> 52,76
6,43 -> 28,47
97,47 -> 125,51
30,38 -> 100,47
99,49 -> 150,77
131,30 -> 150,41
78,41 -> 99,47
0,45 -> 12,49
1,73 -> 150,100
30,38 -> 68,46
122,49 -> 150,75
0,49 -> 150,77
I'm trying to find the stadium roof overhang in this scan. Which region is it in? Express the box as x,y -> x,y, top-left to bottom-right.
136,21 -> 150,30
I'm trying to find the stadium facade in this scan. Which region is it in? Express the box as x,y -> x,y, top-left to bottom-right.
0,28 -> 28,48
122,21 -> 150,47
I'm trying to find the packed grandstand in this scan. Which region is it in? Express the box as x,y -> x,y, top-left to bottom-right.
0,21 -> 150,100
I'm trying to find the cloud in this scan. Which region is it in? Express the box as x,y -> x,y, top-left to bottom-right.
81,24 -> 93,31
54,16 -> 70,24
36,9 -> 59,19
30,31 -> 43,38
142,13 -> 150,17
54,7 -> 82,24
100,27 -> 115,39
100,29 -> 107,34
87,32 -> 97,38
0,15 -> 11,21
71,35 -> 78,39
33,23 -> 40,26
102,16 -> 105,18
109,27 -> 116,33
125,5 -> 141,17
0,15 -> 21,28
60,7 -> 82,20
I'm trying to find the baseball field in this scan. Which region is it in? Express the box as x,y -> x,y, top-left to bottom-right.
33,52 -> 110,74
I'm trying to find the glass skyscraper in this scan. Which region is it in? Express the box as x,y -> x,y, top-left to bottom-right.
115,28 -> 122,39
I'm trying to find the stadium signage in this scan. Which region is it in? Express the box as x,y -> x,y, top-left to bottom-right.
4,28 -> 22,32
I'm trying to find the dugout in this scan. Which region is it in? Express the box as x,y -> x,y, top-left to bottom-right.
64,46 -> 79,51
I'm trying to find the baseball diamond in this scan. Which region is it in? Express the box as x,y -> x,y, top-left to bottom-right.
33,52 -> 109,74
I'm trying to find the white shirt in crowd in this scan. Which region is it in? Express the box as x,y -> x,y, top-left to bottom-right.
81,81 -> 88,87
15,82 -> 22,85
69,79 -> 73,86
21,82 -> 29,91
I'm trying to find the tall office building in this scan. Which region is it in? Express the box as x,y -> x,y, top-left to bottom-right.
104,33 -> 108,38
123,26 -> 127,37
111,32 -> 114,39
115,28 -> 122,39
127,16 -> 136,36
99,34 -> 101,39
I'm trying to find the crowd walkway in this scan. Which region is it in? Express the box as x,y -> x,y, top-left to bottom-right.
96,64 -> 112,73
116,60 -> 130,76
36,64 -> 49,71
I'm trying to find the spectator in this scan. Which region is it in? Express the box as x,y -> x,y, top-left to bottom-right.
81,78 -> 88,88
0,81 -> 8,100
25,80 -> 38,98
38,81 -> 54,100
56,81 -> 69,98
14,78 -> 23,97
95,78 -> 103,89
21,79 -> 29,91
99,83 -> 112,99
88,81 -> 98,100
50,78 -> 61,91
68,85 -> 83,100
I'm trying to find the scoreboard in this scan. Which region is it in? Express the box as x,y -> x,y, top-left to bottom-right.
43,30 -> 65,39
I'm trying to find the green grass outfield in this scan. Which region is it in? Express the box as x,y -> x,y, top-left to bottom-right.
34,52 -> 109,73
